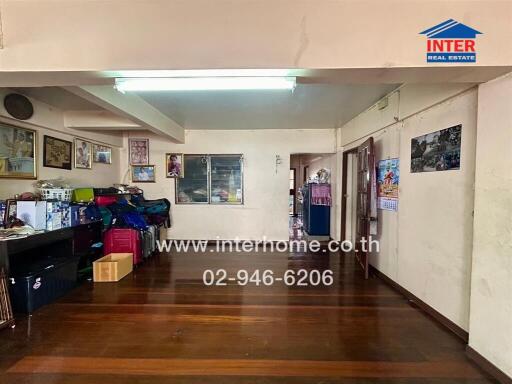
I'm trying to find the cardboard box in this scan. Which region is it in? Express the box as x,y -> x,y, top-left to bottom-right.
16,201 -> 47,230
93,253 -> 133,282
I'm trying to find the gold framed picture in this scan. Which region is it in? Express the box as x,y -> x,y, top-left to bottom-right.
131,165 -> 156,183
74,139 -> 92,169
93,144 -> 112,164
129,138 -> 149,165
43,135 -> 72,170
0,123 -> 37,179
166,153 -> 184,178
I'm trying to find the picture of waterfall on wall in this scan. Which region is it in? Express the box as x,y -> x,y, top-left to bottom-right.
0,124 -> 37,179
411,124 -> 462,173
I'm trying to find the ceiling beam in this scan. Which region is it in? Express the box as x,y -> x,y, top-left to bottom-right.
65,85 -> 185,143
64,110 -> 143,132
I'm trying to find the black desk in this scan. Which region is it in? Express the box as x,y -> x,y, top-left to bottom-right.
0,220 -> 102,275
0,220 -> 102,328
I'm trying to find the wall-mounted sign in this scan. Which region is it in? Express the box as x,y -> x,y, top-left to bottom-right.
420,19 -> 482,63
377,158 -> 399,212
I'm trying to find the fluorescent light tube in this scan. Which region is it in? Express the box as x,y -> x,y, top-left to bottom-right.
115,77 -> 296,92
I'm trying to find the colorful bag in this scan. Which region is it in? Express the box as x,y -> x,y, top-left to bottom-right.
84,204 -> 102,221
72,188 -> 94,203
98,206 -> 113,228
120,212 -> 148,231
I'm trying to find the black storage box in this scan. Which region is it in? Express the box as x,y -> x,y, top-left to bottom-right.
9,257 -> 79,313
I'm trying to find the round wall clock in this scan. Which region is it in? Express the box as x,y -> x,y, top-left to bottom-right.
4,93 -> 34,120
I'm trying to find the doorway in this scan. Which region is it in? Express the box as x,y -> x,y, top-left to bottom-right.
340,138 -> 376,279
341,149 -> 358,245
289,153 -> 336,240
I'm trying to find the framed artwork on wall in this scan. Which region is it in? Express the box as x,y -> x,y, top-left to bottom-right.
411,124 -> 462,173
74,139 -> 92,169
93,144 -> 112,164
132,165 -> 156,183
129,138 -> 149,165
43,135 -> 72,170
0,123 -> 37,179
166,153 -> 184,178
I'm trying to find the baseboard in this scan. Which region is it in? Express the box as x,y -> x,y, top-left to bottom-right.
369,265 -> 469,342
466,345 -> 512,384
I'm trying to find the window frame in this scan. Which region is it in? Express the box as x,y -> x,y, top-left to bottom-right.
208,154 -> 244,205
175,154 -> 244,205
175,154 -> 210,205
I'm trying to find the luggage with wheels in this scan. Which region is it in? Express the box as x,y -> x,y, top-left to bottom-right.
147,225 -> 157,253
141,230 -> 153,259
103,228 -> 142,265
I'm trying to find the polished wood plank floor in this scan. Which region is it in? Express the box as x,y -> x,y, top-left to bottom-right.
0,248 -> 496,383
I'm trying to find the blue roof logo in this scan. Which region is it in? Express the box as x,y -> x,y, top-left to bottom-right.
420,19 -> 482,39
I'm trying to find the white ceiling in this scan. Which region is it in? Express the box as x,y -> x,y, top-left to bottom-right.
135,83 -> 398,130
14,82 -> 398,131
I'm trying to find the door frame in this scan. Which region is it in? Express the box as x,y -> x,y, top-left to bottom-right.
289,167 -> 297,216
340,147 -> 359,245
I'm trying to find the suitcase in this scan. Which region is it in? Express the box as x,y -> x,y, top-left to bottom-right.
103,228 -> 142,265
141,230 -> 153,259
147,225 -> 157,253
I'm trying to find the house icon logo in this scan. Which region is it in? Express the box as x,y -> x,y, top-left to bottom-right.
420,19 -> 482,63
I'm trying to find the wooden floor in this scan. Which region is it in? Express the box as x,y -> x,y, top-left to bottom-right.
0,247 -> 496,383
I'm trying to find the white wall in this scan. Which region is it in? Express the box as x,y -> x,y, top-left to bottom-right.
337,84 -> 477,330
0,90 -> 122,199
468,73 -> 512,378
122,129 -> 336,241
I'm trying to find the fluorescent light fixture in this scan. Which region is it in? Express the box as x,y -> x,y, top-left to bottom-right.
110,69 -> 291,78
115,77 -> 296,92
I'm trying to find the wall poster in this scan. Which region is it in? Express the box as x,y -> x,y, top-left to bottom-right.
411,124 -> 462,173
377,158 -> 399,211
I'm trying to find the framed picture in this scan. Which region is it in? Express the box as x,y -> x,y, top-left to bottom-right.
166,153 -> 184,178
129,138 -> 149,165
0,123 -> 37,179
43,135 -> 72,170
93,144 -> 112,164
74,139 -> 92,169
411,124 -> 462,173
4,199 -> 17,225
131,165 -> 155,183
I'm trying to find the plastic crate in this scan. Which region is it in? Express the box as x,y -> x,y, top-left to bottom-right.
39,188 -> 73,202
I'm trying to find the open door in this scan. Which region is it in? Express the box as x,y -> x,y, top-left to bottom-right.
355,137 -> 376,279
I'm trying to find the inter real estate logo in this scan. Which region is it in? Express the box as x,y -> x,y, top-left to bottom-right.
420,19 -> 482,63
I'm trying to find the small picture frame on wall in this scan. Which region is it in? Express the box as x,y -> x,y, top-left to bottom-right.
129,138 -> 149,165
132,165 -> 156,183
74,139 -> 92,169
166,153 -> 184,178
93,144 -> 112,164
43,135 -> 72,170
